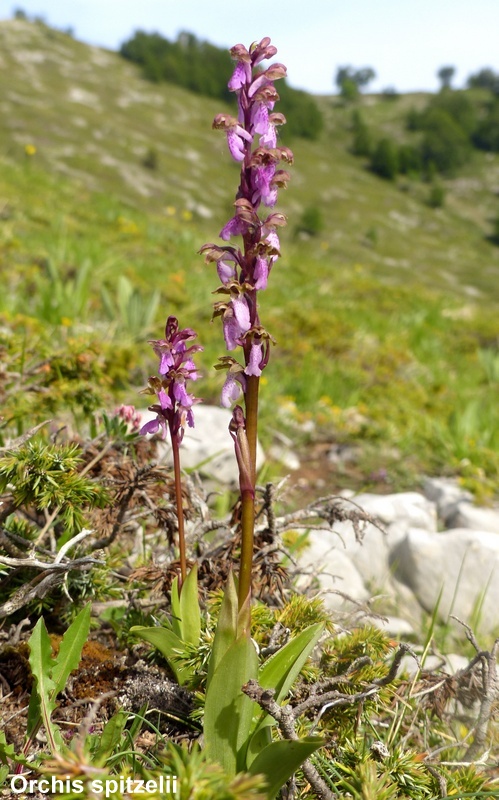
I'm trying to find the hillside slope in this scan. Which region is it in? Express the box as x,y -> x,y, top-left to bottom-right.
1,18 -> 499,300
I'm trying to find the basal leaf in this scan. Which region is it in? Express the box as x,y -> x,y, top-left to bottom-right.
178,565 -> 201,646
27,618 -> 62,753
246,622 -> 324,767
204,632 -> 259,777
258,622 -> 324,704
249,737 -> 324,799
170,576 -> 182,640
52,604 -> 91,697
206,571 -> 238,689
130,625 -> 193,685
92,712 -> 128,766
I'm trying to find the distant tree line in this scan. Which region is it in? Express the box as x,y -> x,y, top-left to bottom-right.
12,7 -> 74,35
119,30 -> 323,141
335,66 -> 376,100
350,65 -> 499,184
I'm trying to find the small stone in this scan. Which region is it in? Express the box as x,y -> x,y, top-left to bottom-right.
371,616 -> 415,637
268,443 -> 300,471
423,477 -> 473,524
295,530 -> 369,610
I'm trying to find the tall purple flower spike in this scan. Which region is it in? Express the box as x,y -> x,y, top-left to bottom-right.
200,37 -> 293,407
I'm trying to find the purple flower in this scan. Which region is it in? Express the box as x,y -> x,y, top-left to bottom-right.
221,372 -> 245,407
252,163 -> 278,207
223,296 -> 251,350
140,388 -> 172,439
219,215 -> 250,241
217,258 -> 237,285
141,317 -> 202,443
232,295 -> 251,331
173,381 -> 194,408
253,256 -> 269,291
228,59 -> 251,91
251,104 -> 269,135
245,341 -> 264,377
115,404 -> 142,431
227,126 -> 253,162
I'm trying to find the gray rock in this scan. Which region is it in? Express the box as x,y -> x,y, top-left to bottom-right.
423,477 -> 473,524
446,501 -> 499,533
329,519 -> 390,585
391,527 -> 499,633
399,651 -> 468,678
139,404 -> 265,486
423,478 -> 478,530
382,576 -> 425,627
351,492 -> 437,534
268,443 -> 301,471
295,530 -> 369,610
445,653 -> 470,674
371,616 -> 415,637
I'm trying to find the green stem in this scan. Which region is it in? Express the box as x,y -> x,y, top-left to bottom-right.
237,374 -> 259,608
171,435 -> 187,590
238,489 -> 255,607
245,375 -> 260,483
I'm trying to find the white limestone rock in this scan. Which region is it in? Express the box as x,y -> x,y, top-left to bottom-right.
351,492 -> 438,534
371,616 -> 415,637
423,477 -> 473,524
295,529 -> 369,611
446,501 -> 499,533
391,527 -> 499,633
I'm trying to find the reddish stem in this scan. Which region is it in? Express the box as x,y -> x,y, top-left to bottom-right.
171,434 -> 187,590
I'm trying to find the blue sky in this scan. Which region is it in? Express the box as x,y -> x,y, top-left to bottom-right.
4,0 -> 499,94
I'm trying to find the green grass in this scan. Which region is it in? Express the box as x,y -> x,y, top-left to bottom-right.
0,18 -> 498,495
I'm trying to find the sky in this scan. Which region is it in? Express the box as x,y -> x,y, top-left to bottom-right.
3,0 -> 499,95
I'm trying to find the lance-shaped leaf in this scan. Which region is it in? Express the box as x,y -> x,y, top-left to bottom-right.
206,571 -> 239,689
170,565 -> 201,646
130,625 -> 193,686
204,631 -> 259,777
258,622 -> 324,703
246,622 -> 325,765
26,605 -> 91,755
249,737 -> 324,799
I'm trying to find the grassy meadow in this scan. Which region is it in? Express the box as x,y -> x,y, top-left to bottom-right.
1,18 -> 499,496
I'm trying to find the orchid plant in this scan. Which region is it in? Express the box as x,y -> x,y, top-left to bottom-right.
133,38 -> 324,796
201,35 -> 292,609
140,315 -> 202,589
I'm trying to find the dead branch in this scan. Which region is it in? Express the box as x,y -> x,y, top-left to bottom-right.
450,615 -> 499,762
242,680 -> 337,800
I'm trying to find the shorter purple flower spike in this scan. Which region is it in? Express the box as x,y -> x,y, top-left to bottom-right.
141,316 -> 202,445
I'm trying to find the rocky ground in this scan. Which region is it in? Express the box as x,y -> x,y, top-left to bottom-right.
146,404 -> 499,642
1,403 -> 498,795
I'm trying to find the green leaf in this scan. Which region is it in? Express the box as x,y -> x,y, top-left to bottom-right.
178,565 -> 201,646
0,731 -> 16,766
204,632 -> 259,777
206,571 -> 238,689
92,712 -> 128,766
246,623 -> 325,767
130,625 -> 193,686
170,575 -> 182,640
259,622 -> 324,704
27,618 -> 62,753
52,604 -> 91,696
249,737 -> 324,799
